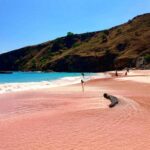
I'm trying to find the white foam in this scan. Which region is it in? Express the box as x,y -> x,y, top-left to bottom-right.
0,73 -> 110,94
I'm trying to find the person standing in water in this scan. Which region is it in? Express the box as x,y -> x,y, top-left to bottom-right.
81,73 -> 85,78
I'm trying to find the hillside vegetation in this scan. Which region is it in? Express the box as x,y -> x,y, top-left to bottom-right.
0,13 -> 150,72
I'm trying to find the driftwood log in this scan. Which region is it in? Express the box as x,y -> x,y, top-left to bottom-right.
103,93 -> 119,108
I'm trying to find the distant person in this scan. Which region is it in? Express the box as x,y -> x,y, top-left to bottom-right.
115,70 -> 118,77
81,79 -> 85,92
81,73 -> 85,79
125,68 -> 129,76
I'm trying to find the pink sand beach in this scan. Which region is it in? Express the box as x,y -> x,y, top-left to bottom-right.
0,70 -> 150,150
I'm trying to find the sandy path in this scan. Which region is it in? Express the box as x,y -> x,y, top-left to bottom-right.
0,71 -> 150,150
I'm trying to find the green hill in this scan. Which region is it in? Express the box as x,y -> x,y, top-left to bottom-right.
0,13 -> 150,72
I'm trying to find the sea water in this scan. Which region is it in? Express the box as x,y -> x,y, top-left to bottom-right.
0,72 -> 104,94
0,72 -> 94,84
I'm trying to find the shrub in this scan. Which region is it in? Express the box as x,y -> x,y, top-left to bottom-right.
103,30 -> 109,35
67,32 -> 74,36
144,54 -> 150,62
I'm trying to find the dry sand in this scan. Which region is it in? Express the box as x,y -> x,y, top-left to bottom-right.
0,70 -> 150,150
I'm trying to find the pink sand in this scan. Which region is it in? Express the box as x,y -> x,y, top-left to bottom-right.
0,70 -> 150,150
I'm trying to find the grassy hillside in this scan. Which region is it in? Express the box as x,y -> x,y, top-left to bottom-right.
0,13 -> 150,72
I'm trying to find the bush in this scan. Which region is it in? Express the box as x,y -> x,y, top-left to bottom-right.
101,35 -> 107,43
144,54 -> 150,63
103,30 -> 109,35
117,29 -> 122,34
67,32 -> 74,36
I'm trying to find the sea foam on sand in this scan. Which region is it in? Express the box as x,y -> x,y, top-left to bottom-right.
0,73 -> 110,94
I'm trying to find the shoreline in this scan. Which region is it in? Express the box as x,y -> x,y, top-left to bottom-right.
0,73 -> 111,94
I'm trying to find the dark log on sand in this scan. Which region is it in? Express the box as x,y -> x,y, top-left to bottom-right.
103,93 -> 119,108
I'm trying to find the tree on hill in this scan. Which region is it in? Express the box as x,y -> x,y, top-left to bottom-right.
67,32 -> 74,36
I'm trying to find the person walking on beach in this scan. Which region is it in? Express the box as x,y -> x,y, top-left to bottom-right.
81,73 -> 85,92
115,70 -> 118,76
125,67 -> 129,76
81,79 -> 85,92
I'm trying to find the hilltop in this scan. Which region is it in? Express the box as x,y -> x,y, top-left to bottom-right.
0,13 -> 150,72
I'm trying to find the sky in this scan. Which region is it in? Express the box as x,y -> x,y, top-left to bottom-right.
0,0 -> 150,54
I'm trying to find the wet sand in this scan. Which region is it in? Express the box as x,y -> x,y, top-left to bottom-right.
0,70 -> 150,150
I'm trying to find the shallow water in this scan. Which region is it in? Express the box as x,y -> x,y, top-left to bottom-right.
0,72 -> 93,83
0,72 -> 110,94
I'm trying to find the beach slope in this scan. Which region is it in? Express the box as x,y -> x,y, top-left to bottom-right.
0,70 -> 150,150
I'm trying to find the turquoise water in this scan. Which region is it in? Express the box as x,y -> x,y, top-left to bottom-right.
0,72 -> 93,84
